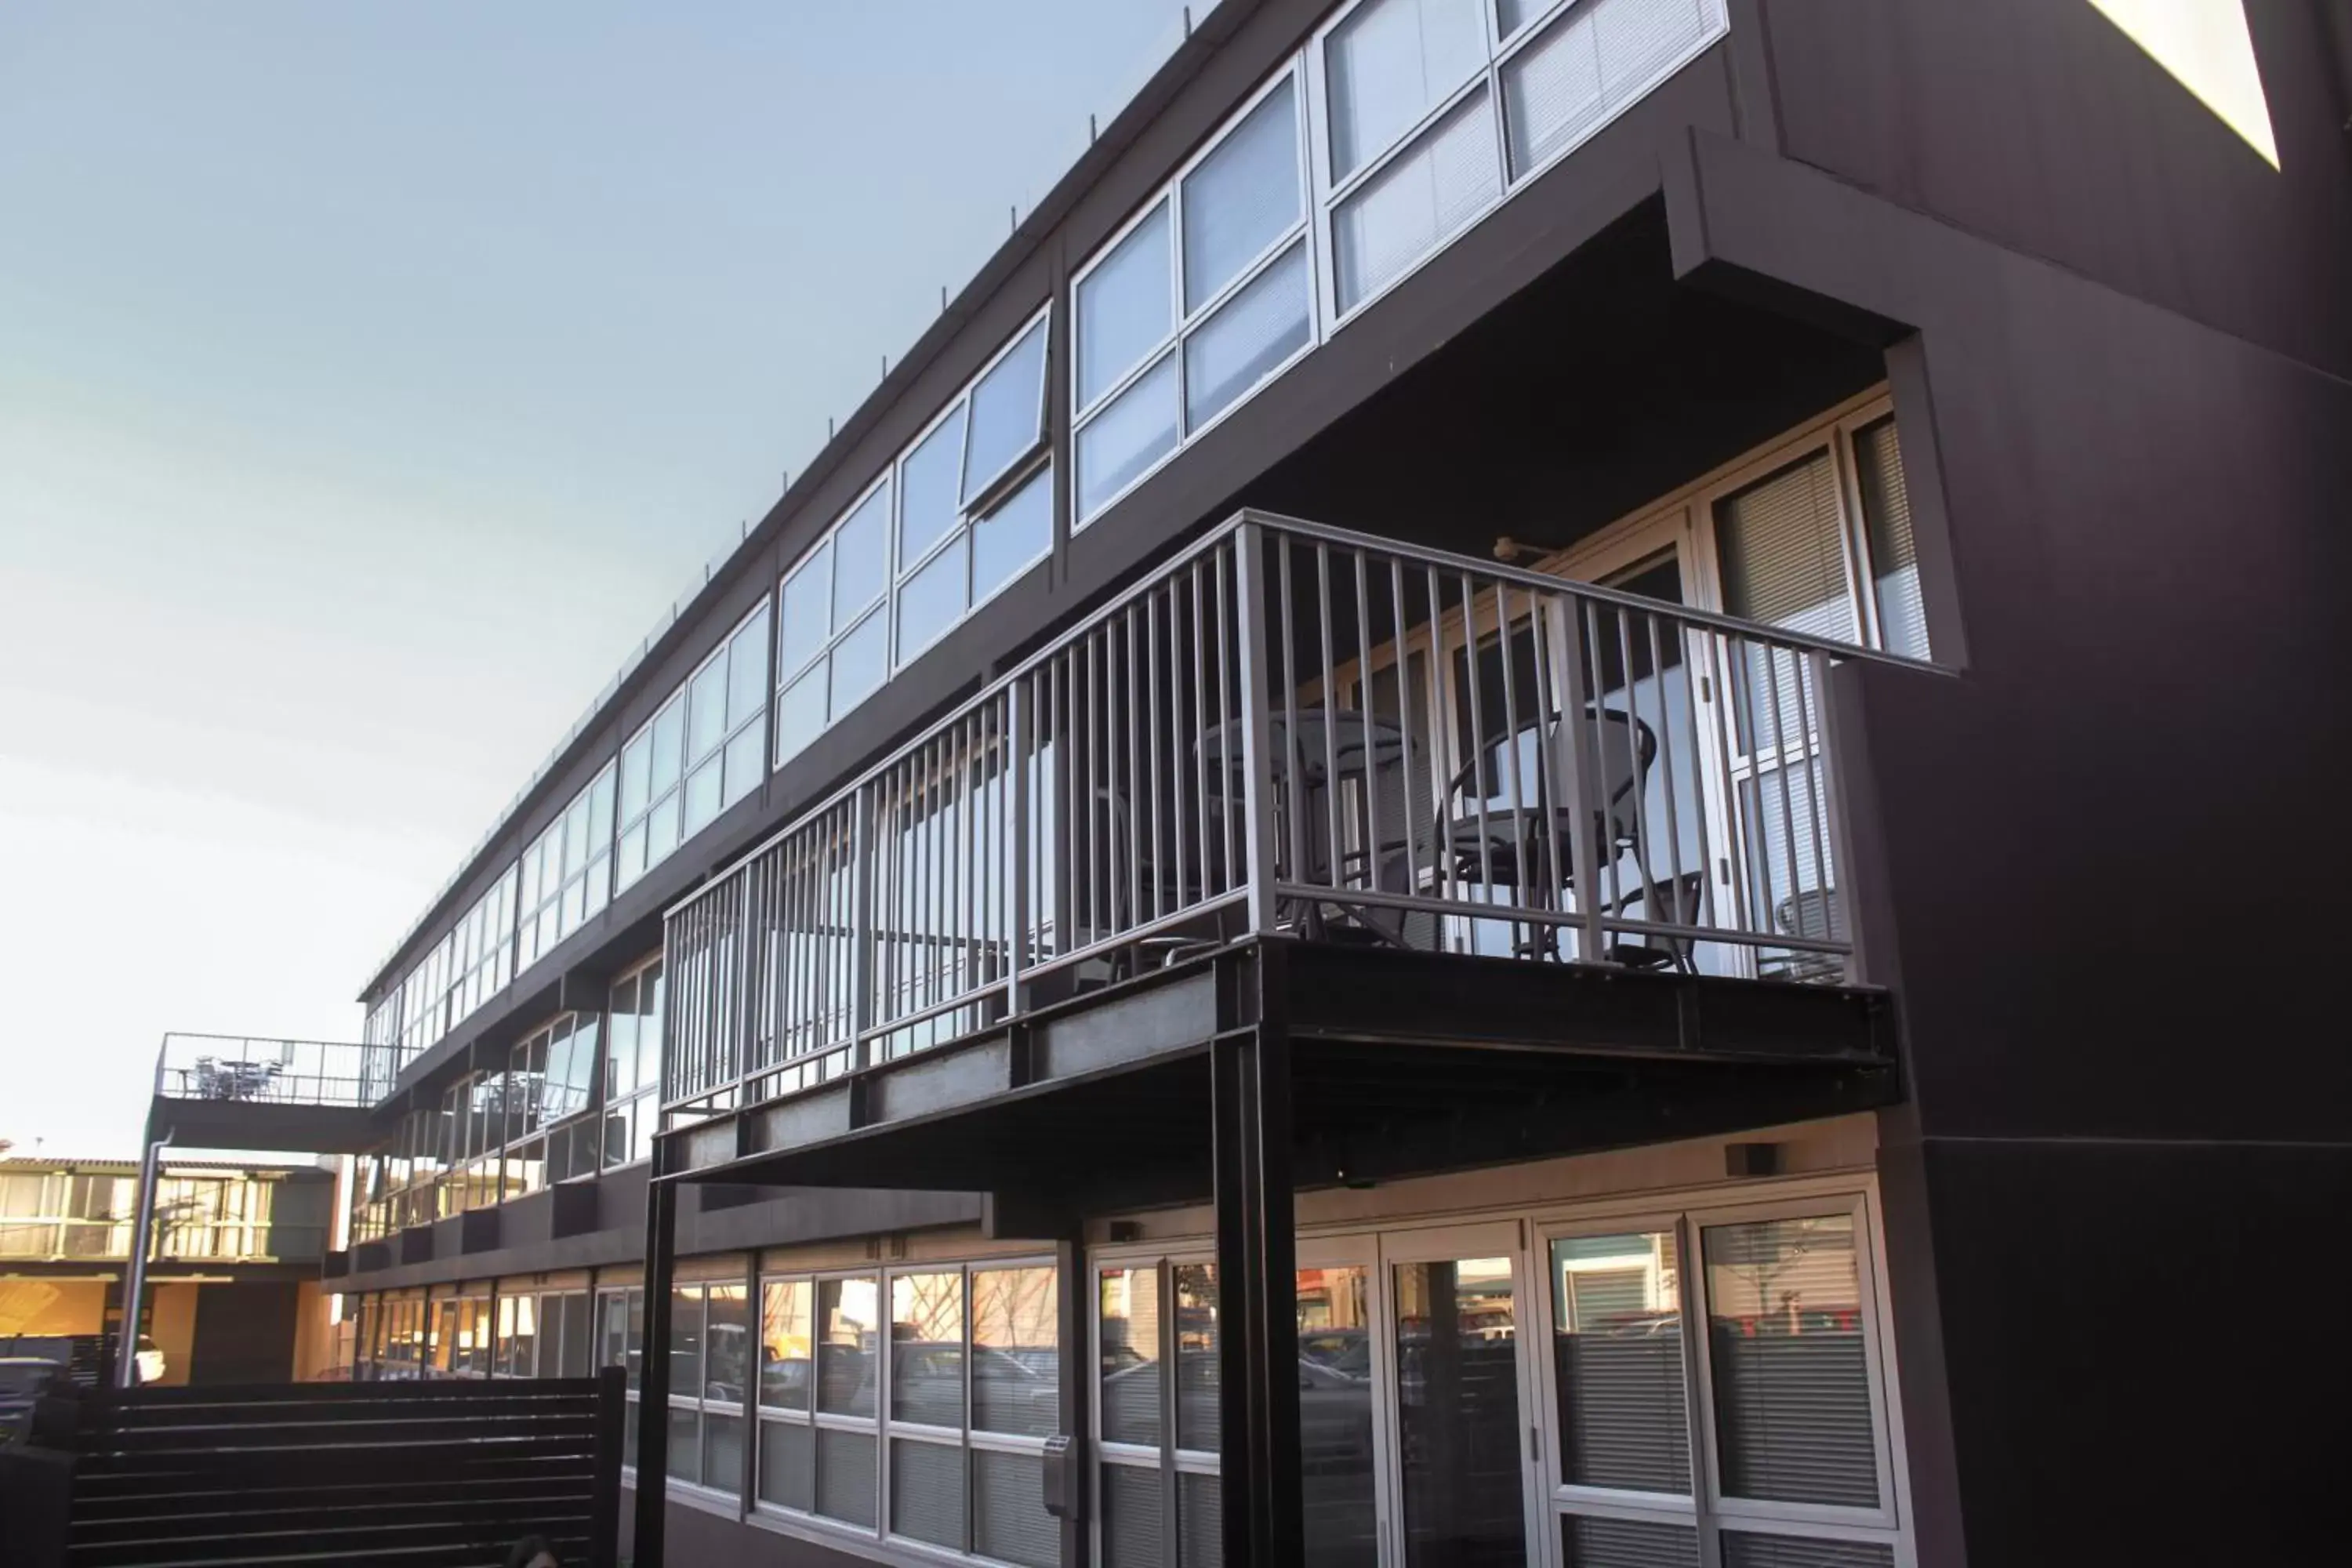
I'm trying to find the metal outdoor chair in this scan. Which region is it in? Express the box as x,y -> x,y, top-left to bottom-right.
1436,706 -> 1682,967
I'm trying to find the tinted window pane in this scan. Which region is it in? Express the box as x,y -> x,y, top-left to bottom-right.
964,320 -> 1048,503
1704,1214 -> 1880,1508
704,1410 -> 744,1496
974,1449 -> 1058,1567
1182,78 -> 1301,312
1076,350 -> 1178,518
1078,199 -> 1173,408
829,609 -> 888,718
815,1428 -> 877,1526
1392,1256 -> 1521,1568
1098,1266 -> 1162,1446
687,656 -> 728,758
1326,0 -> 1488,180
757,1417 -> 814,1512
1721,1537 -> 1893,1568
973,1265 -> 1058,1436
775,666 -> 827,765
971,466 -> 1052,604
1562,1515 -> 1700,1568
1552,1230 -> 1690,1493
1853,417 -> 1928,659
895,533 -> 968,665
726,606 -> 769,728
1184,240 -> 1310,430
665,1404 -> 698,1482
1333,86 -> 1501,312
898,412 -> 965,567
1101,1464 -> 1165,1568
722,726 -> 763,808
891,1437 -> 966,1549
833,482 -> 892,622
889,1271 -> 965,1426
779,544 -> 831,676
669,1285 -> 703,1399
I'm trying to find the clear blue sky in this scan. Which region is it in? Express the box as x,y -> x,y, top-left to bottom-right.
0,1 -> 1190,1156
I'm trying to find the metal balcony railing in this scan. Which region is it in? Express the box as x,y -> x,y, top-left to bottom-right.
153,1033 -> 372,1109
663,511 -> 1913,1115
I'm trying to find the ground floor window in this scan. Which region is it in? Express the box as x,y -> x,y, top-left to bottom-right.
666,1276 -> 751,1497
597,1285 -> 646,1464
1091,1184 -> 1908,1568
490,1287 -> 592,1379
755,1258 -> 1062,1564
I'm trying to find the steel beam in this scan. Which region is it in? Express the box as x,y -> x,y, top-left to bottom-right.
631,1176 -> 678,1566
1210,1001 -> 1301,1566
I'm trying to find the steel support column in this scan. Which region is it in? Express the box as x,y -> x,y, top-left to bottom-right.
1210,1010 -> 1301,1566
631,1176 -> 678,1566
116,1127 -> 171,1387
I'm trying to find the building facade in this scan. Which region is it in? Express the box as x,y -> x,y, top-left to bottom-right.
165,2 -> 2350,1563
0,1156 -> 337,1385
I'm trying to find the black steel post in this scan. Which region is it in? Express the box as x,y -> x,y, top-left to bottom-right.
1054,1231 -> 1090,1568
632,1176 -> 677,1566
1210,1011 -> 1301,1566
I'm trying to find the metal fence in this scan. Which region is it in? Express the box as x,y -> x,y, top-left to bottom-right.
664,511 -> 1902,1114
152,1033 -> 372,1109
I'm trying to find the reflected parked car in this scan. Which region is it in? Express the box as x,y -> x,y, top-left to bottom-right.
0,1356 -> 64,1442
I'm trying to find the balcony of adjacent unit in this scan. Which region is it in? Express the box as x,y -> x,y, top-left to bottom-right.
146,1033 -> 381,1156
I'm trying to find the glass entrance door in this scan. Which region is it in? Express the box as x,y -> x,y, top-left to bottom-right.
1384,1226 -> 1535,1568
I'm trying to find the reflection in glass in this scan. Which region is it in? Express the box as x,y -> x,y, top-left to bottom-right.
1098,1265 -> 1163,1446
974,1265 -> 1059,1437
1175,1261 -> 1220,1453
818,1276 -> 880,1418
1297,1265 -> 1377,1568
760,1279 -> 812,1412
895,533 -> 969,666
1552,1230 -> 1690,1493
1704,1214 -> 1879,1509
1102,1461 -> 1165,1568
833,481 -> 892,622
1393,1255 -> 1524,1568
829,608 -> 889,718
669,1285 -> 703,1403
704,1410 -> 744,1496
706,1283 -> 749,1404
890,1271 -> 966,1427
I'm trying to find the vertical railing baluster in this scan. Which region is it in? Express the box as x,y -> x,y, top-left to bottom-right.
1008,681 -> 1030,1011
1232,521 -> 1280,935
1808,648 -> 1865,983
1555,597 -> 1606,964
1279,539 -> 1304,902
1316,546 -> 1341,902
1355,551 -> 1380,902
1760,641 -> 1804,961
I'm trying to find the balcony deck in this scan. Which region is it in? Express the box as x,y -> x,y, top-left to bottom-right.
655,511 -> 1918,1193
146,1033 -> 380,1154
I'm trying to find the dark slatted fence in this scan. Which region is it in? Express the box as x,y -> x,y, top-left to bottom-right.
0,1370 -> 623,1568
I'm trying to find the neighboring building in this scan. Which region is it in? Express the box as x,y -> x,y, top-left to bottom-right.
163,2 -> 2348,1565
0,1156 -> 336,1385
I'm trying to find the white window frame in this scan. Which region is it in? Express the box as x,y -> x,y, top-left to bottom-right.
750,1255 -> 1064,1563
892,308 -> 1056,670
775,472 -> 895,769
1070,64 -> 1320,529
601,952 -> 664,1172
678,601 -> 773,840
1086,1245 -> 1223,1567
1303,0 -> 1731,330
520,760 -> 616,974
662,1276 -> 754,1504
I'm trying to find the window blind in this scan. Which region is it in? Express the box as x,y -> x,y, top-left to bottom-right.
1852,417 -> 1928,659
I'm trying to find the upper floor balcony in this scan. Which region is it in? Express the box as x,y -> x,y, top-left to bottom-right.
0,1160 -> 331,1266
147,1032 -> 381,1155
660,509 -> 1920,1164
